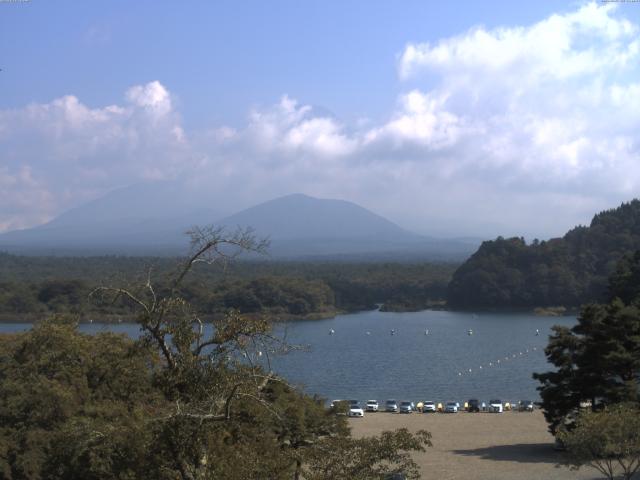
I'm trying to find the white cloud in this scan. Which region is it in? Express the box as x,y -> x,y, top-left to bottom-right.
0,166 -> 54,231
0,81 -> 191,230
126,81 -> 173,117
363,90 -> 462,148
2,3 -> 640,238
243,95 -> 356,157
399,2 -> 637,82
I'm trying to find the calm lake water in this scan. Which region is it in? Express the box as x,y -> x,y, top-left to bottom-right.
0,310 -> 575,404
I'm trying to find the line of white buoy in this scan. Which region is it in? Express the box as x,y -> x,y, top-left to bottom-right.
328,328 -> 543,337
456,346 -> 540,377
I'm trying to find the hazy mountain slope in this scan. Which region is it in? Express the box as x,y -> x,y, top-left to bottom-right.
0,188 -> 479,259
217,194 -> 479,259
447,199 -> 640,309
219,193 -> 414,239
0,182 -> 224,254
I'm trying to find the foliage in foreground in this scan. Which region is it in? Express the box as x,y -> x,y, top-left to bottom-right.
558,403 -> 640,480
303,428 -> 432,480
0,227 -> 432,479
533,251 -> 640,436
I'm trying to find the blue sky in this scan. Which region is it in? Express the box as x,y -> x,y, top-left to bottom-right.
1,1 -> 640,237
1,1 -> 583,126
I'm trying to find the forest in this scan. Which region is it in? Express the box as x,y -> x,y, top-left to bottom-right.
447,200 -> 640,309
0,253 -> 456,321
0,229 -> 432,480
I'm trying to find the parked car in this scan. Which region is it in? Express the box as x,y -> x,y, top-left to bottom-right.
399,401 -> 415,413
445,401 -> 459,413
348,402 -> 365,417
365,400 -> 379,412
518,400 -> 534,412
467,399 -> 481,412
422,401 -> 436,413
489,399 -> 503,413
385,399 -> 399,412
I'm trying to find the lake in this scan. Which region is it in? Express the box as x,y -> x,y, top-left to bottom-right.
0,309 -> 575,405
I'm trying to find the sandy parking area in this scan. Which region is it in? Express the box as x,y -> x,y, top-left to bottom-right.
349,410 -> 601,480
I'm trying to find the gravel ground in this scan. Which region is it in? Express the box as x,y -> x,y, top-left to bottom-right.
348,410 -> 602,480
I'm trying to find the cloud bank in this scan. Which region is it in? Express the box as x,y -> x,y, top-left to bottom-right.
2,2 -> 639,237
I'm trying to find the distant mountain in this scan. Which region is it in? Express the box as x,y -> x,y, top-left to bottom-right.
0,182 -> 225,255
217,194 -> 478,259
447,199 -> 640,309
0,187 -> 479,260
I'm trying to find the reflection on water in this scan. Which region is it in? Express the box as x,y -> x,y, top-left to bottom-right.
0,309 -> 575,403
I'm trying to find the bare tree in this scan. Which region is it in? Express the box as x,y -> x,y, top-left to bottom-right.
91,226 -> 294,479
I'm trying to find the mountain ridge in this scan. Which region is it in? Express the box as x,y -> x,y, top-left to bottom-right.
0,186 -> 479,260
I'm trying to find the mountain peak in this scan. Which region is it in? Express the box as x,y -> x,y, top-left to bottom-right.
220,194 -> 411,241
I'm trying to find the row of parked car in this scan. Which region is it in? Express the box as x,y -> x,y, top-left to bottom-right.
331,399 -> 535,417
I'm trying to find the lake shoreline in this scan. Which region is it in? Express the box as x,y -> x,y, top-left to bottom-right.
0,305 -> 578,324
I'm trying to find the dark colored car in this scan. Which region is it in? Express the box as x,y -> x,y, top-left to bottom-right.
467,398 -> 480,412
518,400 -> 534,412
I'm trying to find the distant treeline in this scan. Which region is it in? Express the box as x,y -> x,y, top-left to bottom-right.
448,200 -> 640,309
0,254 -> 456,321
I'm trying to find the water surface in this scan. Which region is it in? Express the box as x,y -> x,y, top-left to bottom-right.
0,310 -> 575,404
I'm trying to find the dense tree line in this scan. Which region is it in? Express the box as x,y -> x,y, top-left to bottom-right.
534,252 -> 640,478
448,200 -> 640,309
534,251 -> 640,435
0,254 -> 456,320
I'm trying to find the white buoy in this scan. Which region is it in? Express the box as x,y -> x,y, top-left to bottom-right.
390,329 -> 396,335
366,331 -> 371,335
479,365 -> 483,369
458,372 -> 462,376
468,368 -> 472,373
468,329 -> 473,336
257,351 -> 263,357
424,329 -> 429,335
536,329 -> 540,336
329,329 -> 335,335
489,362 -> 493,366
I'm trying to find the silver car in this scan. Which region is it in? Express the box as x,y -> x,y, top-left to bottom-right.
444,402 -> 459,413
399,401 -> 414,413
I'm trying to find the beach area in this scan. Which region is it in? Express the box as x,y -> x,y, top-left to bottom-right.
349,410 -> 600,480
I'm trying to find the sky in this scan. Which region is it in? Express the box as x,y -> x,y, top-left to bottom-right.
1,0 -> 640,238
